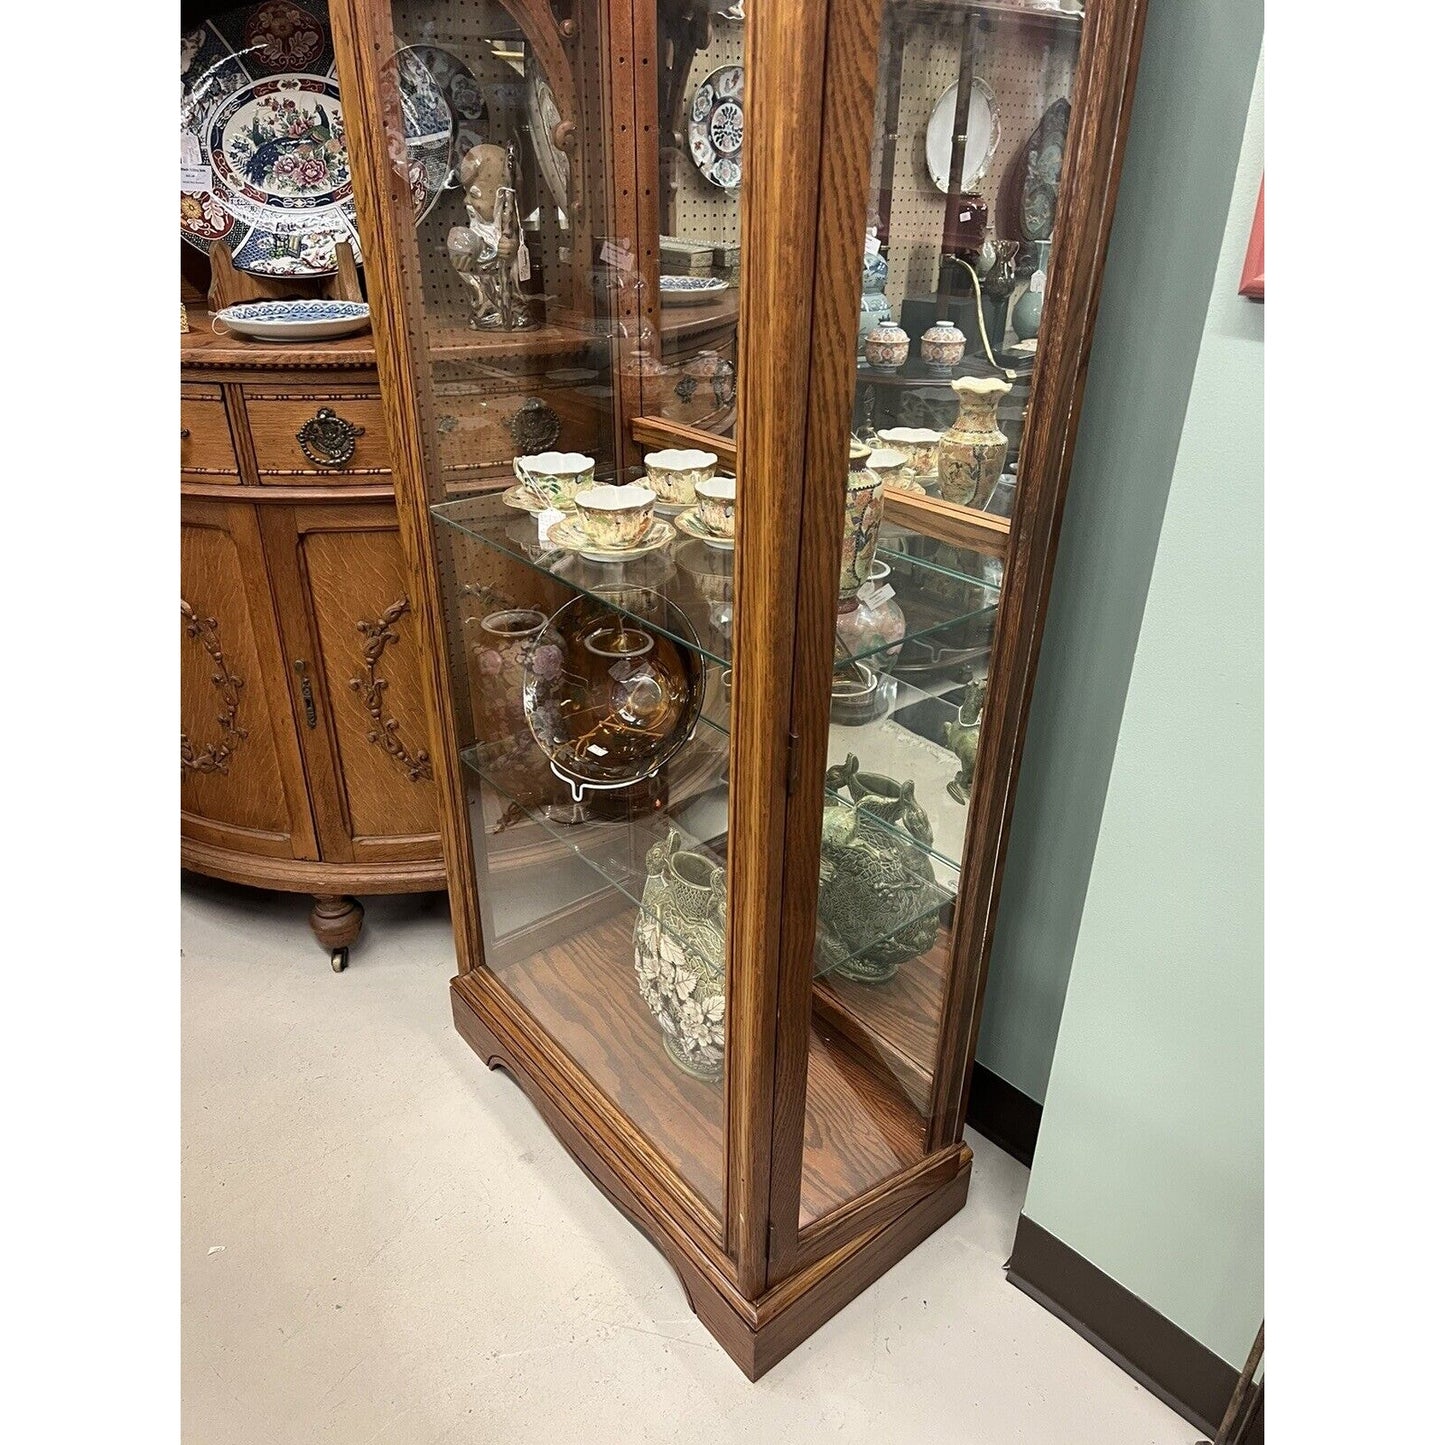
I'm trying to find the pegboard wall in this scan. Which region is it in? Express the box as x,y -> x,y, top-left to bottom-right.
666,21 -> 745,248
869,9 -> 1080,315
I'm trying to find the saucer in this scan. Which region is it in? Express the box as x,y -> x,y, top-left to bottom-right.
651,497 -> 693,516
546,515 -> 676,563
675,508 -> 735,551
502,483 -> 576,515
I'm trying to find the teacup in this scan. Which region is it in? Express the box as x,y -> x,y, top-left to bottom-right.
694,475 -> 736,538
644,448 -> 717,506
573,484 -> 656,549
866,447 -> 911,488
876,427 -> 940,478
513,451 -> 594,508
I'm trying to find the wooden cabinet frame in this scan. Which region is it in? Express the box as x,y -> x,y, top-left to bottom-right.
331,0 -> 1149,1376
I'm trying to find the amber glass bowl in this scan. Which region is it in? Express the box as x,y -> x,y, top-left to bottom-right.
522,588 -> 705,793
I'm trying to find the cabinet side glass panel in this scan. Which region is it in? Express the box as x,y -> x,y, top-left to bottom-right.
800,0 -> 1080,1230
371,0 -> 746,1231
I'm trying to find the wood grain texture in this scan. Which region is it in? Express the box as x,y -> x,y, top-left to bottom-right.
881,487 -> 1010,557
630,415 -> 738,470
725,0 -> 839,1295
246,393 -> 391,476
181,393 -> 240,478
762,0 -> 887,1283
928,0 -> 1153,1147
327,0 -> 488,976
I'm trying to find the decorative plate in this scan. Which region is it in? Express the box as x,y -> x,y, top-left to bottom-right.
674,508 -> 735,552
688,65 -> 744,191
546,516 -> 676,564
526,52 -> 571,214
214,298 -> 371,341
501,483 -> 576,516
180,1 -> 449,276
924,78 -> 1001,194
659,276 -> 730,309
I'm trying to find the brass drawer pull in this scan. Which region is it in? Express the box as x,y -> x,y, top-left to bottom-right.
506,397 -> 561,454
181,426 -> 191,440
296,406 -> 365,468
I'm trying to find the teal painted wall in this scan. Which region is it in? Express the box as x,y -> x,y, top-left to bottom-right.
976,0 -> 1265,1106
1018,49 -> 1264,1371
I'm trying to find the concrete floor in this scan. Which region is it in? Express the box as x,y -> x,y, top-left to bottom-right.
182,877 -> 1200,1445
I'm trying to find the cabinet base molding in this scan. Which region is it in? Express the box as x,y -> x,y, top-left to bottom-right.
182,841 -> 446,895
450,974 -> 973,1379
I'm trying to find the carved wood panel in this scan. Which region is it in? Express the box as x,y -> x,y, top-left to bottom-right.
290,507 -> 441,855
181,504 -> 317,859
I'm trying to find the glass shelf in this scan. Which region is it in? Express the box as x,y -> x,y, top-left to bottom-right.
460,728 -> 957,982
432,491 -> 998,674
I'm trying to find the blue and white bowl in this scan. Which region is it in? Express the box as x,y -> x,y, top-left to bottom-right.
214,299 -> 371,342
659,276 -> 729,308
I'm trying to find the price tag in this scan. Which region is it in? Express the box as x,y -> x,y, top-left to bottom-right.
180,132 -> 202,167
516,236 -> 531,282
864,234 -> 882,256
609,659 -> 638,683
180,164 -> 212,193
599,238 -> 634,272
857,581 -> 880,607
536,506 -> 565,543
1030,270 -> 1046,294
868,582 -> 896,606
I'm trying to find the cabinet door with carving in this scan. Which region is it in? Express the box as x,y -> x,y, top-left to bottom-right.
181,499 -> 317,861
261,503 -> 441,866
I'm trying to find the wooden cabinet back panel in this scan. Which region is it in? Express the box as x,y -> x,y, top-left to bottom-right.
297,519 -> 440,850
248,393 -> 391,477
181,511 -> 314,857
432,383 -> 609,483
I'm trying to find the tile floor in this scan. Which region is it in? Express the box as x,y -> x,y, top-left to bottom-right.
182,876 -> 1200,1445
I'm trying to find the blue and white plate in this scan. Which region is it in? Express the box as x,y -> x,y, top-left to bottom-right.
180,1 -> 449,276
659,275 -> 730,308
215,299 -> 371,341
688,65 -> 743,191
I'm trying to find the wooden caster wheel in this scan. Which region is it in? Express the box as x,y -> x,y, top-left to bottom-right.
330,947 -> 349,973
310,894 -> 363,973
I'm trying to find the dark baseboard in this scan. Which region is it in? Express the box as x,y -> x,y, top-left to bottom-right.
1007,1214 -> 1247,1437
964,1064 -> 1043,1166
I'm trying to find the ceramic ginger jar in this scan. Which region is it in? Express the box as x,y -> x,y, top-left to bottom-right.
836,561 -> 906,671
817,755 -> 940,984
839,441 -> 891,601
920,321 -> 966,376
633,830 -> 727,1080
466,608 -> 556,742
864,322 -> 910,373
938,376 -> 1012,507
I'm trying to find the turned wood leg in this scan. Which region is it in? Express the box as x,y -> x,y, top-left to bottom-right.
310,895 -> 363,971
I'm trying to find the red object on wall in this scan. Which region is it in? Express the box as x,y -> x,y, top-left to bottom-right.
1239,176 -> 1264,300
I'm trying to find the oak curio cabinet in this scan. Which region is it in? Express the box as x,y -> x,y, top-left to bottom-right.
329,0 -> 1146,1375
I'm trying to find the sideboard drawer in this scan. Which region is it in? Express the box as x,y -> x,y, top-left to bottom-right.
181,391 -> 240,479
247,393 -> 391,478
432,384 -> 610,485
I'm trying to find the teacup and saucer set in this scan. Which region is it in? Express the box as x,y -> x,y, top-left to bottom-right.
503,452 -> 594,514
545,483 -> 676,563
642,448 -> 718,516
674,474 -> 736,552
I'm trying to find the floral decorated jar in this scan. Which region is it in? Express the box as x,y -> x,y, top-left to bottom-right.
836,561 -> 906,671
840,440 -> 890,601
864,322 -> 910,373
634,830 -> 727,1080
465,608 -> 556,742
920,321 -> 966,376
938,376 -> 1012,507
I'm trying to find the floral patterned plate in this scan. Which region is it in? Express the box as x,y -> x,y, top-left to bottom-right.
674,508 -> 735,552
688,65 -> 744,191
214,299 -> 371,341
180,0 -> 449,276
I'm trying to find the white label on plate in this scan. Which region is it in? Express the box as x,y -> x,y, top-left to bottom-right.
864,234 -> 881,256
180,133 -> 202,167
516,237 -> 531,282
180,164 -> 212,193
537,507 -> 565,542
1030,270 -> 1046,294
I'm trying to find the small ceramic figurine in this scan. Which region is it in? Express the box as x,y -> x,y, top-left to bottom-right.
943,678 -> 986,804
448,142 -> 537,331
